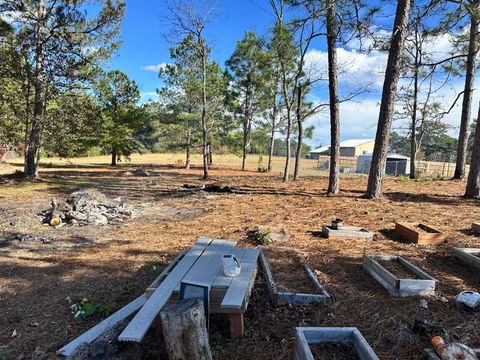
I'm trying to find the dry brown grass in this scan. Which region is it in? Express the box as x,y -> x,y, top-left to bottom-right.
0,162 -> 478,360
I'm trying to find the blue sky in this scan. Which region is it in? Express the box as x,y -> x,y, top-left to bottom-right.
109,1 -> 276,103
106,1 -> 468,148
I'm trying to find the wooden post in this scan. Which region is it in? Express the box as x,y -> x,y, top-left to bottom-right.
228,313 -> 244,339
160,299 -> 212,360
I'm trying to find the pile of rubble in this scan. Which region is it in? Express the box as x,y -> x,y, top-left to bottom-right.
40,189 -> 134,227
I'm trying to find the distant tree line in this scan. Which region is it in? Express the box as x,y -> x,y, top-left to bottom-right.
2,0 -> 480,198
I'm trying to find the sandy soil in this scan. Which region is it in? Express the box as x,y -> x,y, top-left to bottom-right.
0,163 -> 479,360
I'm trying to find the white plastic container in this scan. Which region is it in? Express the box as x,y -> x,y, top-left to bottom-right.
222,254 -> 241,277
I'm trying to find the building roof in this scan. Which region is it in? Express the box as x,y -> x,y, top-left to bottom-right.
310,139 -> 375,153
358,153 -> 410,160
309,146 -> 329,154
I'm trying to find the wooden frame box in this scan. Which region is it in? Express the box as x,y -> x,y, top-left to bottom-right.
472,222 -> 480,234
424,348 -> 480,359
294,327 -> 379,360
259,248 -> 331,305
453,247 -> 480,273
363,255 -> 438,297
322,225 -> 374,240
395,223 -> 446,245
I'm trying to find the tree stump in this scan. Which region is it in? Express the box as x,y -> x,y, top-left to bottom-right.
160,299 -> 212,360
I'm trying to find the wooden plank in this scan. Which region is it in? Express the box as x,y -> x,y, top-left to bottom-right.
146,250 -> 188,298
258,248 -> 278,304
118,237 -> 212,342
322,225 -> 374,240
58,293 -> 148,356
352,328 -> 381,360
395,223 -> 445,245
175,240 -> 237,290
472,222 -> 480,234
398,279 -> 436,297
453,247 -> 480,272
221,249 -> 260,309
363,256 -> 398,289
304,266 -> 331,299
295,327 -> 379,360
397,257 -> 437,281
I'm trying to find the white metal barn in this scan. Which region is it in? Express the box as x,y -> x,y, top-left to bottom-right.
357,153 -> 411,176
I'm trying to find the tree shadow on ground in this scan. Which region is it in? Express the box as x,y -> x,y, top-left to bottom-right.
383,191 -> 469,207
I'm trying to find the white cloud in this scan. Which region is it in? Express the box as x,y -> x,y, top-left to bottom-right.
140,63 -> 168,73
139,91 -> 159,104
305,47 -> 388,89
305,99 -> 380,147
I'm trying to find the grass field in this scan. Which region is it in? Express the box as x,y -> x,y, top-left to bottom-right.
0,153 -> 325,177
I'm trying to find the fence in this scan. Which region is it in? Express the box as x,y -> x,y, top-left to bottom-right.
316,155 -> 358,174
316,155 -> 467,178
416,160 -> 469,178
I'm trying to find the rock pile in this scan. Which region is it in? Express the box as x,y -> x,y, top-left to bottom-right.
41,189 -> 133,227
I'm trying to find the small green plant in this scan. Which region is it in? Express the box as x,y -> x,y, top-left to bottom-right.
398,175 -> 425,183
248,227 -> 273,245
70,298 -> 112,322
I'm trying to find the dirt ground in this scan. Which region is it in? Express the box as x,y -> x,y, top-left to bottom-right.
0,162 -> 479,360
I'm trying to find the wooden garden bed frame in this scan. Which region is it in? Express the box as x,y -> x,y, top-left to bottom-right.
258,247 -> 331,305
453,247 -> 480,273
294,327 -> 379,360
395,223 -> 445,245
424,348 -> 480,359
321,225 -> 374,240
363,255 -> 438,297
471,222 -> 480,234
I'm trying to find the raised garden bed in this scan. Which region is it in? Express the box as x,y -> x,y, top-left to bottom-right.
322,225 -> 374,240
453,247 -> 480,273
259,247 -> 331,305
472,222 -> 480,234
424,348 -> 480,359
363,255 -> 438,297
395,223 -> 445,245
294,327 -> 379,360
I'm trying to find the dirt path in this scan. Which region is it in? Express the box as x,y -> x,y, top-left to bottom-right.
0,165 -> 479,359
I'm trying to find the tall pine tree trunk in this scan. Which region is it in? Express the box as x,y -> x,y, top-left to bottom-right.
25,0 -> 45,178
293,85 -> 303,180
366,0 -> 411,199
200,46 -> 209,180
283,107 -> 292,182
454,0 -> 479,179
241,92 -> 251,171
326,0 -> 340,195
410,39 -> 419,179
111,149 -> 117,166
268,92 -> 277,173
185,128 -> 191,170
465,101 -> 480,197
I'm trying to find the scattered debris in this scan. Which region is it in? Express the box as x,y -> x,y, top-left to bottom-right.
11,233 -> 54,244
420,299 -> 429,310
40,189 -> 133,227
412,318 -> 447,339
455,291 -> 480,310
133,168 -> 150,177
182,183 -> 234,193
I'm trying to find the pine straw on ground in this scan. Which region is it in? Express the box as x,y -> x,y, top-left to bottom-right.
0,165 -> 479,360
